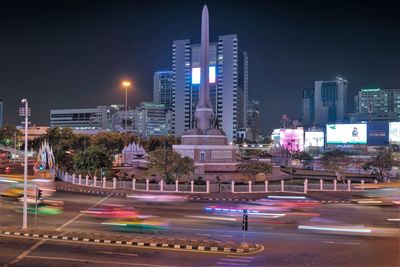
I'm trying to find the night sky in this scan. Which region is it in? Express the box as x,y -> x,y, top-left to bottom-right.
0,0 -> 399,134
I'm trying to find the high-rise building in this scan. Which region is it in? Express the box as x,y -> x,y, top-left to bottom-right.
302,87 -> 314,125
134,102 -> 171,138
314,77 -> 348,124
50,106 -> 113,130
246,99 -> 261,142
153,70 -> 174,110
0,99 -> 3,127
350,88 -> 400,122
172,34 -> 248,142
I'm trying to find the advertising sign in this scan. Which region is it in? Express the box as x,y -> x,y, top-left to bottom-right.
191,66 -> 216,84
280,128 -> 304,152
389,122 -> 400,144
367,122 -> 389,146
304,132 -> 324,149
326,124 -> 367,144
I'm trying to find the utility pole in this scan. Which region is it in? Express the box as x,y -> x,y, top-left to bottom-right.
19,99 -> 30,229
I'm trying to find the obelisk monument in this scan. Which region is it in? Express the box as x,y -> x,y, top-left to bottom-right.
173,5 -> 236,175
194,5 -> 214,133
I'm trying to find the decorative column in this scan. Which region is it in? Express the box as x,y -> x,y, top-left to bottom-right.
160,180 -> 164,192
190,180 -> 194,193
281,180 -> 285,192
231,181 -> 235,193
304,179 -> 308,194
319,179 -> 323,191
93,176 -> 97,187
72,174 -> 76,184
146,179 -> 149,191
113,177 -> 116,189
102,177 -> 106,188
132,178 -> 136,190
175,180 -> 179,192
248,180 -> 252,193
264,180 -> 268,193
361,179 -> 364,191
78,174 -> 82,185
85,175 -> 89,186
206,180 -> 210,193
333,179 -> 337,191
347,180 -> 351,191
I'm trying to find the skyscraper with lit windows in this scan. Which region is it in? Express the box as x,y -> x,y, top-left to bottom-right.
172,34 -> 248,142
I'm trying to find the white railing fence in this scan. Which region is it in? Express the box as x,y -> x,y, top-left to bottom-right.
61,172 -> 374,194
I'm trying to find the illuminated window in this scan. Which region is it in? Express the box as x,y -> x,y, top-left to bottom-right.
191,66 -> 216,84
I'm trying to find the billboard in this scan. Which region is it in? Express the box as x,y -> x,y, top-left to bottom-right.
304,131 -> 324,149
326,124 -> 367,144
367,122 -> 389,146
191,66 -> 216,84
389,122 -> 400,144
280,128 -> 304,152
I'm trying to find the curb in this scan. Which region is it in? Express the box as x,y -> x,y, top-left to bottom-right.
0,230 -> 261,254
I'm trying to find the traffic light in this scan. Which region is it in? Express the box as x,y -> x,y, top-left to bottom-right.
242,209 -> 248,231
37,189 -> 43,200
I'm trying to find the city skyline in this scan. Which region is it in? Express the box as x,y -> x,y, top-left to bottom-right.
0,0 -> 399,133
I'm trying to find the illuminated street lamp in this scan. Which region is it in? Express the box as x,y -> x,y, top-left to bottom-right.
19,98 -> 31,229
122,81 -> 131,132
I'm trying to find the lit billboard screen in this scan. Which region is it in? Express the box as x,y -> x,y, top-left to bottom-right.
326,124 -> 367,144
191,66 -> 216,84
304,132 -> 324,149
389,122 -> 400,144
367,122 -> 389,146
280,128 -> 304,152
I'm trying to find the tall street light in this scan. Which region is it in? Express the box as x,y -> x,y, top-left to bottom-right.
122,81 -> 131,132
19,98 -> 30,229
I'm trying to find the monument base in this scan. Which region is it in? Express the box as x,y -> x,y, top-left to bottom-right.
173,134 -> 237,175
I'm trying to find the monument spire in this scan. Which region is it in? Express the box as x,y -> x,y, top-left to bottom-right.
195,4 -> 214,133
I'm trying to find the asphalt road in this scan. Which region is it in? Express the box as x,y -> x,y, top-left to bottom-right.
0,191 -> 399,267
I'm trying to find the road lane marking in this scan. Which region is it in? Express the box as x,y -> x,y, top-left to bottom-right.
220,258 -> 252,262
216,262 -> 248,266
6,195 -> 111,266
7,239 -> 46,265
387,218 -> 400,221
24,256 -> 177,267
322,241 -> 360,245
56,195 -> 111,231
99,251 -> 139,257
226,256 -> 255,259
198,233 -> 233,238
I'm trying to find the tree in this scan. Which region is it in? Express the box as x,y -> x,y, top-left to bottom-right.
320,149 -> 352,172
73,145 -> 112,177
147,148 -> 194,183
0,125 -> 23,147
91,132 -> 124,154
237,160 -> 272,181
363,147 -> 397,181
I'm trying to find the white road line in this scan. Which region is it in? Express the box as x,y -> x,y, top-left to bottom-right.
322,241 -> 360,245
56,194 -> 111,231
198,233 -> 233,238
221,258 -> 252,263
216,262 -> 248,266
99,251 -> 139,257
7,239 -> 46,265
6,195 -> 111,266
25,256 -> 177,267
226,256 -> 255,259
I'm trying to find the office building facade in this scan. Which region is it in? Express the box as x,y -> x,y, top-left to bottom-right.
350,88 -> 400,122
50,106 -> 112,130
246,99 -> 261,142
314,77 -> 348,124
172,34 -> 248,142
302,87 -> 314,125
135,102 -> 171,138
153,70 -> 174,110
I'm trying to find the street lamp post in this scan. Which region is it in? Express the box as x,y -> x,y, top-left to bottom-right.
19,99 -> 30,229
